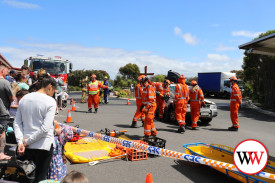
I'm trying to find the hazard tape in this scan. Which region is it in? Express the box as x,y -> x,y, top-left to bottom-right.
67,125 -> 275,181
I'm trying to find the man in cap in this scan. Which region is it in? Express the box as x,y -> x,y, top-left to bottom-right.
87,74 -> 108,113
103,76 -> 111,104
6,69 -> 17,83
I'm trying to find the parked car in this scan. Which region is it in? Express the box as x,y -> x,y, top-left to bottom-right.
163,84 -> 218,124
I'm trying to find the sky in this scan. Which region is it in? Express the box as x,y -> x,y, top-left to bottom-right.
0,0 -> 274,79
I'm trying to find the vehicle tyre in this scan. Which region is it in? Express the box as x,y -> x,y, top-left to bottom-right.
168,105 -> 177,124
200,118 -> 212,123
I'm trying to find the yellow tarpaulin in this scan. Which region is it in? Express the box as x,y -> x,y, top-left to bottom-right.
64,135 -> 130,163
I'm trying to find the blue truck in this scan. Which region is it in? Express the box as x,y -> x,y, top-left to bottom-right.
198,72 -> 244,98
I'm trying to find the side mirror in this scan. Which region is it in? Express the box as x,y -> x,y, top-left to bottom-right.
69,63 -> 73,73
24,59 -> 28,66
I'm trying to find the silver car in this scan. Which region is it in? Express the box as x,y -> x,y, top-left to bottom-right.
163,84 -> 218,124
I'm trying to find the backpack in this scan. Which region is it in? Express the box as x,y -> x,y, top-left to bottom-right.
0,157 -> 36,183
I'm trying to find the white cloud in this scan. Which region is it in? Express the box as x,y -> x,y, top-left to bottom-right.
174,27 -> 198,45
216,44 -> 236,51
232,30 -> 262,38
0,41 -> 242,78
2,0 -> 40,9
207,54 -> 230,61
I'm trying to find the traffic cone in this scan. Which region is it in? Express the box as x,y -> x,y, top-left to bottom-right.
65,110 -> 73,123
145,173 -> 153,183
71,102 -> 76,111
126,98 -> 130,105
70,98 -> 74,105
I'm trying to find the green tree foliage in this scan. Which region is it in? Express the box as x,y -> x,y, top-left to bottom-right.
119,63 -> 140,80
230,70 -> 244,80
114,75 -> 137,88
186,76 -> 198,82
150,74 -> 166,82
67,69 -> 110,86
242,30 -> 275,110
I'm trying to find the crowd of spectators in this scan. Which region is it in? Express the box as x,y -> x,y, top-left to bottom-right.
0,64 -> 85,183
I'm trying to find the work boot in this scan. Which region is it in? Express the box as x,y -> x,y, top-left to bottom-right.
143,135 -> 150,141
88,108 -> 92,113
228,126 -> 238,131
95,108 -> 98,113
142,121 -> 144,127
178,125 -> 185,133
131,121 -> 138,128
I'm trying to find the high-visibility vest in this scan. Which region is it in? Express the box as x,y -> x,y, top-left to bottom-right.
135,83 -> 143,100
230,83 -> 242,103
190,88 -> 204,102
88,81 -> 99,95
142,84 -> 156,108
174,83 -> 189,101
163,85 -> 170,96
153,82 -> 163,93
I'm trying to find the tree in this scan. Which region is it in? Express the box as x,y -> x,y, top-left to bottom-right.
242,29 -> 275,110
186,76 -> 198,82
150,74 -> 166,82
67,69 -> 110,87
230,70 -> 244,80
119,63 -> 140,80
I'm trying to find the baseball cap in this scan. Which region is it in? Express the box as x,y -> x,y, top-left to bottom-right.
9,69 -> 17,74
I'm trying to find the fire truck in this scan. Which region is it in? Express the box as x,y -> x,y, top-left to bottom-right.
24,55 -> 72,89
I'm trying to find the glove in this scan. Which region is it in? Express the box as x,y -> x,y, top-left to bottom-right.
156,91 -> 160,96
201,101 -> 206,107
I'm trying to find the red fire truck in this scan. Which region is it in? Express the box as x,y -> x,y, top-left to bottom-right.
24,55 -> 72,89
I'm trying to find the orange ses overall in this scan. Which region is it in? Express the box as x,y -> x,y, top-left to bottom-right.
152,82 -> 163,118
174,77 -> 189,127
189,86 -> 204,128
230,82 -> 242,128
158,84 -> 170,120
142,83 -> 157,137
133,83 -> 145,122
87,80 -> 108,109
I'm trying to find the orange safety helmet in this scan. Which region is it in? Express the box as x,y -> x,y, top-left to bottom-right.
91,74 -> 96,78
138,75 -> 145,81
190,80 -> 197,86
179,75 -> 185,79
164,79 -> 171,85
229,76 -> 237,81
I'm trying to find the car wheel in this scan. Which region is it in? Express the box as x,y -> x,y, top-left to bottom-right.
200,118 -> 212,123
168,106 -> 177,124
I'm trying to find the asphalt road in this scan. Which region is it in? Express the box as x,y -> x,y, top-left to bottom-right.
54,93 -> 275,183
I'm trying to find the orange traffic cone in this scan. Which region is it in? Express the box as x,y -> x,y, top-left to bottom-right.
145,173 -> 153,183
71,102 -> 76,111
65,110 -> 73,123
70,98 -> 74,105
126,98 -> 130,105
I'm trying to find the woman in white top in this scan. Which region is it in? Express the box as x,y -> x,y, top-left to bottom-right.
14,74 -> 57,182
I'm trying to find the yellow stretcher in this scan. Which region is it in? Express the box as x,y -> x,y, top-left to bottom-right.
64,135 -> 130,164
183,143 -> 275,183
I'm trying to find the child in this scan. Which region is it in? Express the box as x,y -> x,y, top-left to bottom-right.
61,170 -> 89,183
47,121 -> 73,181
9,83 -> 21,117
9,89 -> 29,117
